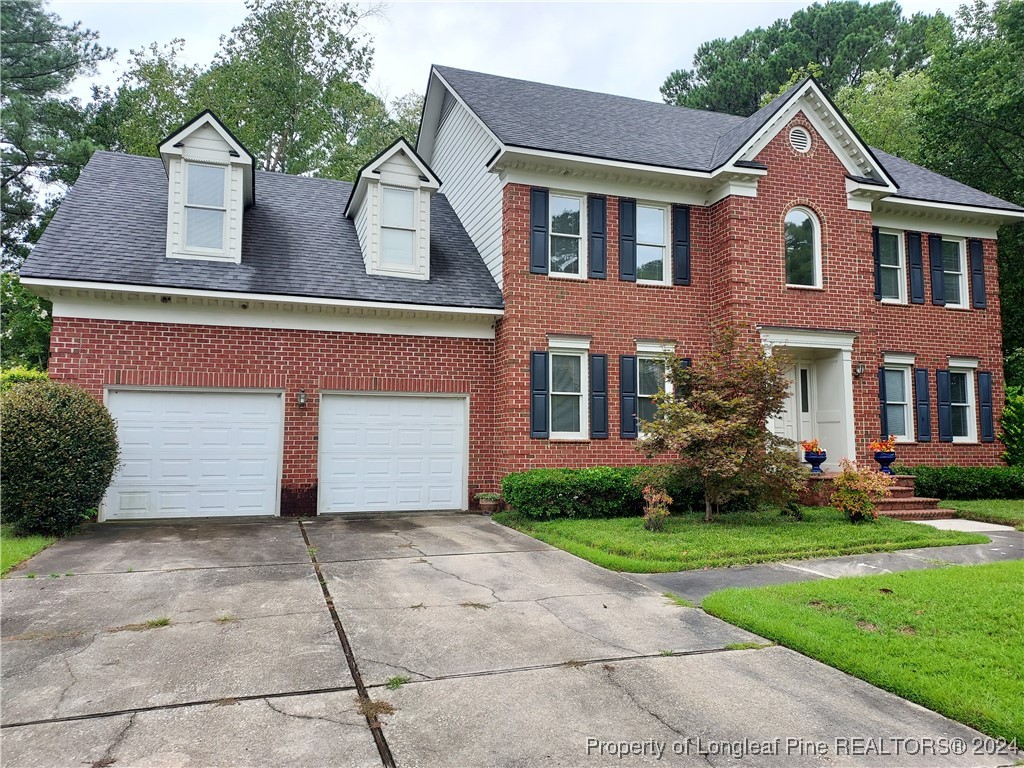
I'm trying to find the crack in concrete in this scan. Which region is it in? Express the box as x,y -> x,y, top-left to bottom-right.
90,712 -> 136,768
390,530 -> 428,558
531,598 -> 640,658
263,697 -> 351,728
357,657 -> 431,680
418,559 -> 503,604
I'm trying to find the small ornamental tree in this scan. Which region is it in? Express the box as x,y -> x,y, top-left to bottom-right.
637,327 -> 806,522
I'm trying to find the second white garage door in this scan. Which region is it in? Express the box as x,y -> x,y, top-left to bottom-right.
319,394 -> 467,513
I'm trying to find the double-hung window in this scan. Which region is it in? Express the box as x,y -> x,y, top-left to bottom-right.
883,367 -> 913,441
637,356 -> 669,423
636,204 -> 668,284
381,187 -> 417,268
549,350 -> 588,439
184,163 -> 227,252
549,194 -> 583,277
878,230 -> 905,303
949,369 -> 976,441
942,239 -> 968,308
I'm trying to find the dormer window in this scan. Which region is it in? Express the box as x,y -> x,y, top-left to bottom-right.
345,137 -> 441,281
158,111 -> 254,264
381,187 -> 417,268
185,163 -> 227,252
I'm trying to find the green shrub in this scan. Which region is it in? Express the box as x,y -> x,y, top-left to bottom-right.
0,366 -> 48,392
1002,386 -> 1024,466
893,464 -> 1024,500
500,465 -> 712,519
1,381 -> 120,536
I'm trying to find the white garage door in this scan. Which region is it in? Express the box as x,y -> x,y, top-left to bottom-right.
104,390 -> 283,520
319,394 -> 467,513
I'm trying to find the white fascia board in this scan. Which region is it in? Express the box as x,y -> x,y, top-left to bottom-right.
871,208 -> 1004,240
20,278 -> 504,318
424,69 -> 506,161
878,196 -> 1024,224
490,145 -> 723,181
498,168 -> 712,207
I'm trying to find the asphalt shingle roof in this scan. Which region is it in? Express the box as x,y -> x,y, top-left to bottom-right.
434,66 -> 1023,213
21,152 -> 505,309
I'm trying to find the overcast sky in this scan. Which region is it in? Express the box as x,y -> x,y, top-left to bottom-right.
52,0 -> 968,106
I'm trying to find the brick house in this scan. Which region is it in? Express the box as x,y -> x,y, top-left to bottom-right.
21,68 -> 1024,520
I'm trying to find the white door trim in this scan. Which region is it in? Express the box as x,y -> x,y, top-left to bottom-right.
101,386 -> 285,521
317,391 -> 470,514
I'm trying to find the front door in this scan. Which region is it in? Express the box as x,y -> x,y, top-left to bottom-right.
774,359 -> 816,449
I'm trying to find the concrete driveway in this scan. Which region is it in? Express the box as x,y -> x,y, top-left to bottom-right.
0,514 -> 1009,767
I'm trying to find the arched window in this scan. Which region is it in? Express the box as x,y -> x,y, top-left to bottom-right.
784,207 -> 821,287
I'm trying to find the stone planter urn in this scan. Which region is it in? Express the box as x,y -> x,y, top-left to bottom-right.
804,450 -> 828,474
873,451 -> 897,475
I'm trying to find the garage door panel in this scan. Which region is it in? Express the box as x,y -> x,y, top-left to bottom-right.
319,395 -> 467,513
105,391 -> 281,519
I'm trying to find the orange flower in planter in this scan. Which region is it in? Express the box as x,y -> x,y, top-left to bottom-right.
800,438 -> 822,453
869,435 -> 897,453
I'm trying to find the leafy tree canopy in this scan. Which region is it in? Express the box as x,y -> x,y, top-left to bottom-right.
661,1 -> 938,116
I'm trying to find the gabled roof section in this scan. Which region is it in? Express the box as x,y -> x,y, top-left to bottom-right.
158,110 -> 256,206
344,136 -> 441,219
712,77 -> 897,190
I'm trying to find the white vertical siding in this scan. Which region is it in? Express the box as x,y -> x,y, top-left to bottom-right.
430,98 -> 504,287
355,186 -> 371,272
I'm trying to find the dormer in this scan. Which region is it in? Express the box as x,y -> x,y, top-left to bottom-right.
158,111 -> 254,264
344,137 -> 441,281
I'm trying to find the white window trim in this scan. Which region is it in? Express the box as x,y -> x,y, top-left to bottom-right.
182,161 -> 228,257
548,192 -> 587,280
636,352 -> 673,438
878,229 -> 906,304
942,236 -> 969,310
548,347 -> 589,441
948,356 -> 979,370
882,364 -> 914,443
949,367 -> 977,443
635,202 -> 671,286
784,206 -> 823,289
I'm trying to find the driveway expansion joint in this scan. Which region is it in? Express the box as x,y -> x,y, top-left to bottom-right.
298,520 -> 396,768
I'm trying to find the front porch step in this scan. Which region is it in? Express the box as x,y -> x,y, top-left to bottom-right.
877,506 -> 955,521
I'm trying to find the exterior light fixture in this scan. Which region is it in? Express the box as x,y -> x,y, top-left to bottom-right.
854,363 -> 866,379
297,389 -> 307,408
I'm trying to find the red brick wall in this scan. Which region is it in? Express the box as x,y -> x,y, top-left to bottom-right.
496,113 -> 1006,475
48,317 -> 497,514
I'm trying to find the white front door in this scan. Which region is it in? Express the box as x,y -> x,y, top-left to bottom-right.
104,390 -> 283,520
318,394 -> 468,513
775,360 -> 816,447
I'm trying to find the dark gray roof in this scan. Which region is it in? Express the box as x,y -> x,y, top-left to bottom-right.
871,148 -> 1023,212
434,66 -> 1023,213
21,152 -> 504,309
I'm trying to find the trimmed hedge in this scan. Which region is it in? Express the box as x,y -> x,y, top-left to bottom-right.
1003,386 -> 1023,466
0,366 -> 47,392
893,464 -> 1024,501
500,465 -> 705,519
1,381 -> 120,536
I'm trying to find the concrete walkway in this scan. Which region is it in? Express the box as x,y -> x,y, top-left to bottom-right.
2,514 -> 1018,767
638,518 -> 1023,604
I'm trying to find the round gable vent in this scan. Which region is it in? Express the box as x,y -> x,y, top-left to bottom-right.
789,126 -> 811,153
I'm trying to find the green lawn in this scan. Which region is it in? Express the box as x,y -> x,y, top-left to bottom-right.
494,507 -> 987,573
1,524 -> 56,576
702,561 -> 1024,742
939,499 -> 1024,531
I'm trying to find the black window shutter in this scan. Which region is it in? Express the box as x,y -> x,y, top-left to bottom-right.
529,351 -> 549,438
619,355 -> 638,438
928,234 -> 945,306
672,205 -> 691,286
936,369 -> 953,442
619,199 -> 636,282
872,227 -> 882,301
878,367 -> 889,437
914,368 -> 931,442
907,232 -> 925,304
969,239 -> 986,309
529,188 -> 549,275
589,354 -> 609,438
587,196 -> 607,279
978,371 -> 994,442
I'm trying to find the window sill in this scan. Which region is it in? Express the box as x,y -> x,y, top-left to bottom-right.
548,437 -> 590,443
880,299 -> 907,306
548,272 -> 586,281
637,281 -> 673,289
951,438 -> 978,445
785,284 -> 824,291
944,305 -> 971,312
